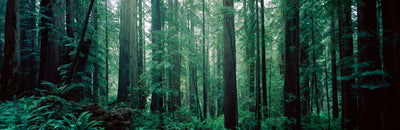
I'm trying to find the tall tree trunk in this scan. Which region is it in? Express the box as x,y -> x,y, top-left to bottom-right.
202,0 -> 208,120
64,0 -> 75,65
105,0 -> 109,102
223,0 -> 238,128
357,0 -> 383,129
338,0 -> 358,128
138,0 -> 146,109
68,0 -> 95,85
325,52 -> 331,130
92,3 -> 99,103
311,14 -> 320,115
245,0 -> 256,113
117,0 -> 129,103
150,0 -> 163,114
283,0 -> 301,129
260,0 -> 268,119
20,0 -> 38,91
300,14 -> 310,116
329,4 -> 339,119
382,0 -> 400,129
255,0 -> 261,129
0,0 -> 21,101
118,0 -> 138,108
39,0 -> 64,86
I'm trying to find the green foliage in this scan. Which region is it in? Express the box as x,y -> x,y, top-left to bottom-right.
0,96 -> 101,130
60,112 -> 102,130
301,114 -> 341,130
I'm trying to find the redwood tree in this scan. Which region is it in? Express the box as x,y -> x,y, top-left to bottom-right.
283,0 -> 301,129
223,0 -> 238,128
0,0 -> 21,101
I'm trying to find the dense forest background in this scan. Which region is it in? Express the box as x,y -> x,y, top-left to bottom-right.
0,0 -> 399,129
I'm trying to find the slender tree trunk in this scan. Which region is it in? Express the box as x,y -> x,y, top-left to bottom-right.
382,0 -> 400,129
93,3 -> 99,103
311,14 -> 320,115
202,0 -> 208,120
325,53 -> 331,130
255,0 -> 261,129
138,0 -> 146,109
104,0 -> 110,102
269,63 -> 272,117
68,0 -> 95,84
283,0 -> 301,129
330,6 -> 339,119
0,0 -> 21,101
223,0 -> 238,128
260,0 -> 268,119
105,0 -> 109,103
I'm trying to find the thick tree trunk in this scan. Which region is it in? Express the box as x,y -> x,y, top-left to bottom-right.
283,0 -> 301,129
338,0 -> 358,128
64,0 -> 75,65
382,0 -> 400,129
150,0 -> 163,114
223,0 -> 238,128
0,0 -> 21,101
357,0 -> 383,129
118,0 -> 138,108
39,0 -> 63,86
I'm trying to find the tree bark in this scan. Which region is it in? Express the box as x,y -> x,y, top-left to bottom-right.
64,0 -> 75,65
39,0 -> 63,86
138,0 -> 146,109
0,0 -> 21,101
283,0 -> 301,129
150,0 -> 163,114
223,0 -> 238,128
